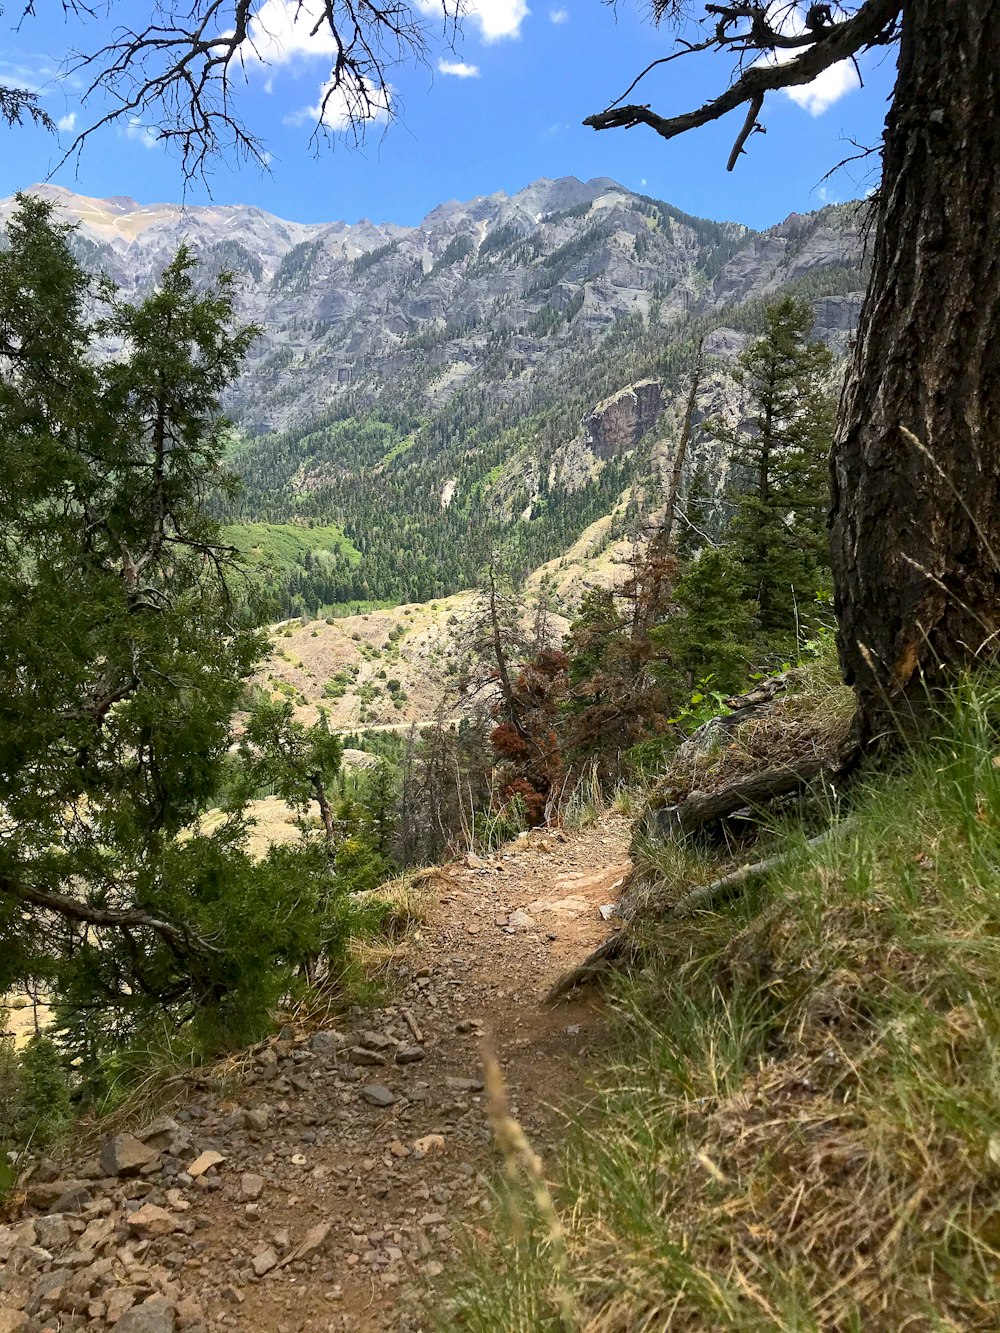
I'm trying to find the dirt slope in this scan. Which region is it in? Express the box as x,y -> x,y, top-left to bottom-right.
1,819 -> 631,1333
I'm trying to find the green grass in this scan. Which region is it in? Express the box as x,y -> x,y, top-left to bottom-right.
378,433 -> 417,467
442,678 -> 1000,1332
222,520 -> 361,571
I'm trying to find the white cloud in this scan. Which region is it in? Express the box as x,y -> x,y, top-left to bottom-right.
236,3 -> 394,134
753,9 -> 860,117
416,0 -> 528,42
288,75 -> 391,131
56,111 -> 76,132
123,117 -> 158,150
549,7 -> 569,22
0,71 -> 42,94
235,0 -> 339,65
438,58 -> 480,77
784,59 -> 859,115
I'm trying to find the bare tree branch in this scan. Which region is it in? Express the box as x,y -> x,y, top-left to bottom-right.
726,89 -> 764,170
49,0 -> 462,183
585,0 -> 902,170
0,873 -> 222,955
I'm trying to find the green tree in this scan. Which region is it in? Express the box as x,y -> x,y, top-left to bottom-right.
653,547 -> 755,695
238,699 -> 344,854
362,761 -> 399,862
676,462 -> 718,559
9,1037 -> 72,1150
561,588 -> 668,779
711,297 -> 834,642
0,197 -> 339,1060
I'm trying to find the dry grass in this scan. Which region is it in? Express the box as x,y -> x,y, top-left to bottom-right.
659,641 -> 855,805
442,678 -> 1000,1332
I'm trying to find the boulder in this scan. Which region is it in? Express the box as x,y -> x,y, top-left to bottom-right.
240,1172 -> 265,1201
126,1204 -> 179,1237
308,1030 -> 341,1055
361,1085 -> 396,1107
252,1246 -> 279,1276
115,1296 -> 177,1333
100,1134 -> 160,1178
32,1213 -> 71,1251
185,1150 -> 224,1179
25,1178 -> 91,1210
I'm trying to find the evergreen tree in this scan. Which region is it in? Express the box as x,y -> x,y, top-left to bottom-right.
0,197 -> 349,1061
653,548 -> 755,695
711,297 -> 835,642
362,761 -> 399,862
561,588 -> 668,779
675,462 -> 717,559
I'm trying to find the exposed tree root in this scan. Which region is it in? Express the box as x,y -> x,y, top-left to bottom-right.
642,756 -> 835,843
546,931 -> 638,1002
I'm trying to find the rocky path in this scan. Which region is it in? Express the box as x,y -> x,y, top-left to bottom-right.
1,819 -> 631,1333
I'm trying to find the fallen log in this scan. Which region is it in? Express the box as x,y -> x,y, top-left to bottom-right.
641,756 -> 832,843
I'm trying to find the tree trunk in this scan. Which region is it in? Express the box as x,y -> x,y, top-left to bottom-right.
310,774 -> 337,856
659,339 -> 704,551
830,0 -> 1000,745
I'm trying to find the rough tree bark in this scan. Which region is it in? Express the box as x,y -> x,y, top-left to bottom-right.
830,0 -> 1000,744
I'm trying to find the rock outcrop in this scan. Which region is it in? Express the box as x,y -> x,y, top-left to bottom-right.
0,182 -> 866,439
582,380 -> 663,460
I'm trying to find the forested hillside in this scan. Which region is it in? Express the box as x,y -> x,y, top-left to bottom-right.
1,179 -> 867,613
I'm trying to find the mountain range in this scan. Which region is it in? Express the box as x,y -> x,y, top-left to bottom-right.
2,177 -> 869,611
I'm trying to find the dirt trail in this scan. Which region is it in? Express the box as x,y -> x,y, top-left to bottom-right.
1,818 -> 631,1333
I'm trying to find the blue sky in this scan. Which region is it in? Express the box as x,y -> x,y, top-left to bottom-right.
1,1 -> 897,228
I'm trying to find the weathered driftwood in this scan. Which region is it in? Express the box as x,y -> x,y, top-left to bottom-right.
641,755 -> 832,844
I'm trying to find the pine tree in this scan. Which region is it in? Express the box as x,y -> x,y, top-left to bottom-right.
653,548 -> 755,695
675,462 -> 716,559
561,589 -> 668,778
0,197 -> 348,1061
711,297 -> 835,644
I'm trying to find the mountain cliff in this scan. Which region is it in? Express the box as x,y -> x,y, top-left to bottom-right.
2,178 -> 868,609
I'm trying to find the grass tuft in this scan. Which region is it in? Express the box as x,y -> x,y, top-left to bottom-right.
442,676 -> 1000,1331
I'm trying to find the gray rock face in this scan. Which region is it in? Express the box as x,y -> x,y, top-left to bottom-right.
0,181 -> 865,442
583,380 -> 663,461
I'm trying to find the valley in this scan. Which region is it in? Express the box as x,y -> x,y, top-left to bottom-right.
1,177 -> 868,616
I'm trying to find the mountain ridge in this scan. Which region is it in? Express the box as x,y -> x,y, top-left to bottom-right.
1,176 -> 869,612
17,174 -> 740,239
